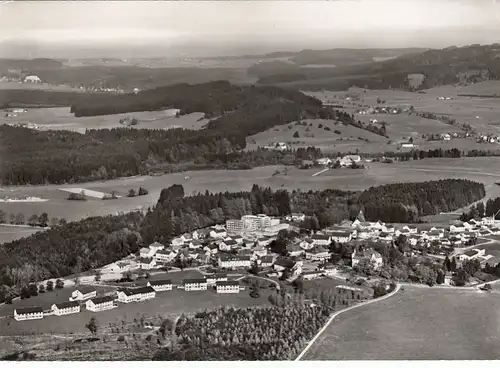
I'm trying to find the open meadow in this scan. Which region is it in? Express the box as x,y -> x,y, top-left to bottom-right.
303,286 -> 500,360
0,225 -> 42,244
0,107 -> 207,133
4,158 -> 500,242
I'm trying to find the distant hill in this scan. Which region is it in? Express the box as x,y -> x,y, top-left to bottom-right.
256,44 -> 500,91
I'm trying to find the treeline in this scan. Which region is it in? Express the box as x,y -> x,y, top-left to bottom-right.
153,304 -> 330,361
358,179 -> 485,223
140,184 -> 291,245
461,196 -> 500,222
415,111 -> 473,132
0,212 -> 144,299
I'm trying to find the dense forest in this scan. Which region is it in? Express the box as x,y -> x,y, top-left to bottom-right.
358,179 -> 485,222
460,196 -> 500,222
153,303 -> 330,361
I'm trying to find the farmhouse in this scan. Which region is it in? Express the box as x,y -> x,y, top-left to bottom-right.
52,301 -> 80,316
317,157 -> 332,166
210,228 -> 227,238
328,231 -> 352,243
206,273 -> 228,285
218,254 -> 252,269
215,280 -> 241,293
351,249 -> 383,270
147,279 -> 173,292
339,155 -> 361,167
85,296 -> 115,312
117,286 -> 156,303
181,278 -> 208,291
138,257 -> 156,270
14,306 -> 44,321
70,286 -> 97,301
450,224 -> 466,233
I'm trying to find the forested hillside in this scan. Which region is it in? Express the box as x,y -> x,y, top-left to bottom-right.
359,179 -> 485,223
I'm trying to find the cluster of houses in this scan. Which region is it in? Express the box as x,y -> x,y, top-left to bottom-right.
356,105 -> 413,115
476,133 -> 500,144
13,274 -> 245,321
316,155 -> 362,168
263,142 -> 291,151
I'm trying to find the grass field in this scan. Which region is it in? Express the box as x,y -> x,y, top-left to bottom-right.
304,287 -> 500,360
0,225 -> 42,244
0,82 -> 84,92
3,158 -> 500,242
0,107 -> 207,133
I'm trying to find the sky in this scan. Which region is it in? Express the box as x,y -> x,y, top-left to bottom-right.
1,0 -> 500,58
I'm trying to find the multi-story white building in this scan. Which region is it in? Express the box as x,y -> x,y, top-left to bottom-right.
70,286 -> 97,301
215,280 -> 241,293
139,247 -> 156,258
311,234 -> 332,246
305,246 -> 331,261
147,279 -> 173,292
226,219 -> 244,233
148,242 -> 165,253
85,296 -> 116,312
218,254 -> 252,269
328,231 -> 353,243
117,286 -> 156,303
14,307 -> 44,321
138,257 -> 156,270
181,278 -> 208,291
155,249 -> 177,263
52,301 -> 81,316
210,228 -> 227,238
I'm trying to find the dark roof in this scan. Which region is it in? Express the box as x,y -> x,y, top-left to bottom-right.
121,286 -> 155,296
183,278 -> 207,284
77,286 -> 96,295
149,279 -> 172,286
89,296 -> 114,305
274,258 -> 295,268
312,235 -> 331,240
207,273 -> 227,280
260,255 -> 274,262
212,229 -> 226,233
139,257 -> 154,263
216,281 -> 239,287
223,239 -> 237,245
464,250 -> 479,257
54,301 -> 80,309
329,231 -> 351,237
15,306 -> 43,314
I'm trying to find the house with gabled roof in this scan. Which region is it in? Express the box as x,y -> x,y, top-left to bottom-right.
147,279 -> 173,292
52,301 -> 80,316
138,257 -> 156,270
311,234 -> 332,246
86,296 -> 115,312
215,280 -> 241,293
14,306 -> 44,321
155,249 -> 177,263
206,273 -> 228,285
187,239 -> 204,249
258,255 -> 275,267
210,228 -> 227,239
70,286 -> 96,301
305,246 -> 331,261
299,238 -> 315,250
219,239 -> 238,251
286,242 -> 305,257
140,247 -> 155,258
117,286 -> 156,303
148,242 -> 165,253
218,254 -> 252,269
180,278 -> 208,291
351,249 -> 383,270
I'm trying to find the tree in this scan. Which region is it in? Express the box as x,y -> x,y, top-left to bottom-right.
450,257 -> 457,272
250,263 -> 261,275
5,294 -> 13,304
443,256 -> 451,272
28,283 -> 38,296
293,131 -> 300,138
55,279 -> 64,289
38,283 -> 45,293
85,317 -> 99,335
94,270 -> 102,283
46,280 -> 54,292
35,212 -> 48,227
0,210 -> 6,224
138,187 -> 149,196
127,189 -> 136,198
14,212 -> 25,225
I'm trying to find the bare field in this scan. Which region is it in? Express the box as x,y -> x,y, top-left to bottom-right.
0,225 -> 43,244
0,107 -> 207,133
303,287 -> 500,360
0,82 -> 84,92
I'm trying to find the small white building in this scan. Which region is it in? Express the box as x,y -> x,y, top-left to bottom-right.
181,278 -> 208,291
328,231 -> 352,243
14,307 -> 44,321
24,75 -> 42,83
148,242 -> 165,253
285,213 -> 306,222
218,255 -> 252,269
317,157 -> 332,166
215,280 -> 240,293
52,301 -> 81,316
70,287 -> 97,301
351,249 -> 383,270
305,246 -> 331,261
117,286 -> 156,303
258,255 -> 275,267
210,229 -> 227,238
139,247 -> 155,258
138,257 -> 156,270
147,279 -> 173,292
311,234 -> 332,246
302,270 -> 324,280
155,249 -> 177,263
206,273 -> 228,285
85,296 -> 115,312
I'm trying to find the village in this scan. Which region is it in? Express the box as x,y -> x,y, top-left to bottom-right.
11,209 -> 500,322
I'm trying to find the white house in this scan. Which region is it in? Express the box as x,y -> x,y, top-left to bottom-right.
147,279 -> 173,292
302,270 -> 324,280
457,249 -> 486,262
14,307 -> 44,321
139,247 -> 155,258
171,237 -> 185,247
148,242 -> 165,253
311,234 -> 332,246
322,264 -> 337,277
117,286 -> 156,303
181,278 -> 208,291
85,296 -> 115,312
378,232 -> 393,241
138,257 -> 156,270
188,240 -> 204,249
155,249 -> 177,263
450,224 -> 466,233
52,301 -> 80,316
317,157 -> 332,166
328,231 -> 352,243
210,228 -> 227,238
381,224 -> 395,234
440,133 -> 451,141
70,286 -> 97,301
253,245 -> 268,258
215,280 -> 241,293
24,75 -> 42,83
286,242 -> 305,257
305,246 -> 331,261
285,213 -> 306,222
351,249 -> 383,270
401,225 -> 418,234
219,239 -> 238,251
258,255 -> 275,267
395,228 -> 411,237
218,254 -> 252,269
206,273 -> 228,285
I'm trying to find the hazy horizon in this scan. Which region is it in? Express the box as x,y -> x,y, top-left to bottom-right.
1,0 -> 500,59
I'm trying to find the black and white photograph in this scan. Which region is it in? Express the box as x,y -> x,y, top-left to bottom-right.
1,0 -> 500,362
